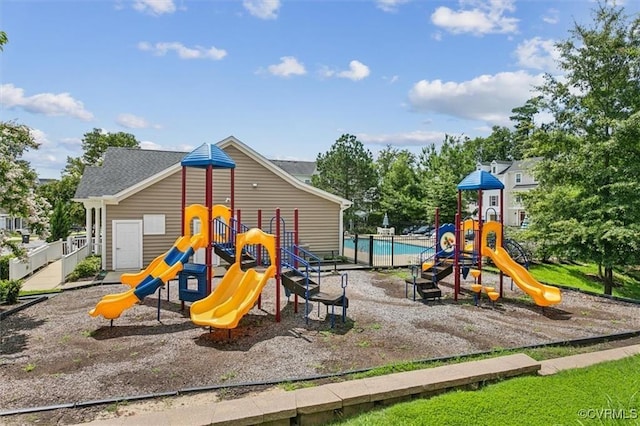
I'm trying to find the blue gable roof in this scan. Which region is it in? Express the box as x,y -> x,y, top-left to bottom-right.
457,170 -> 504,190
181,143 -> 236,169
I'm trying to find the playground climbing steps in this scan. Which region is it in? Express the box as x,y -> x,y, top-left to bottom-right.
213,243 -> 257,269
281,270 -> 320,298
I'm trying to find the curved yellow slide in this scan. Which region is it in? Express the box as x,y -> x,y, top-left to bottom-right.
481,238 -> 561,307
90,234 -> 204,320
190,228 -> 276,330
190,264 -> 276,329
119,204 -> 230,289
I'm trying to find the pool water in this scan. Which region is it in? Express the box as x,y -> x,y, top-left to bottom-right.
344,237 -> 434,256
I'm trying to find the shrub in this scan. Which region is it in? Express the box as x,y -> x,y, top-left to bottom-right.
0,279 -> 22,304
0,255 -> 13,280
66,255 -> 101,282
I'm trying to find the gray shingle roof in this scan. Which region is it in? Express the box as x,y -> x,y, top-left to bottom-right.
270,160 -> 316,176
74,147 -> 186,198
510,157 -> 541,172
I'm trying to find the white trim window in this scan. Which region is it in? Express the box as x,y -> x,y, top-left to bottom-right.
515,173 -> 522,184
489,195 -> 498,206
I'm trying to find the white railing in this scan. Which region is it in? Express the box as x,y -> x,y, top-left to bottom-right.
63,235 -> 91,255
61,244 -> 90,282
9,240 -> 63,281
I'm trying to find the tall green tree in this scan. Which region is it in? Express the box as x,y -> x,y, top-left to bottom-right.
81,128 -> 139,165
379,150 -> 424,228
47,202 -> 71,243
312,134 -> 378,230
38,130 -> 140,228
524,2 -> 640,294
467,126 -> 520,163
418,135 -> 475,223
0,31 -> 7,50
0,121 -> 51,253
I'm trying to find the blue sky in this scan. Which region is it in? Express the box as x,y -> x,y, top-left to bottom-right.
3,0 -> 637,179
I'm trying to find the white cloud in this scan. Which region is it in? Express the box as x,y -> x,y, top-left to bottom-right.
29,128 -> 50,148
542,8 -> 559,24
132,0 -> 176,15
140,141 -> 163,150
431,0 -> 519,36
515,37 -> 560,72
358,130 -> 447,146
60,137 -> 82,147
0,84 -> 93,120
384,75 -> 399,84
408,71 -> 544,125
19,128 -> 80,178
140,141 -> 194,152
376,0 -> 409,13
267,56 -> 306,77
337,60 -> 371,81
138,41 -> 227,60
243,0 -> 281,20
116,113 -> 161,129
318,66 -> 335,79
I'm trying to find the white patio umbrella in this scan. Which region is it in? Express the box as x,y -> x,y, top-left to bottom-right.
382,212 -> 389,228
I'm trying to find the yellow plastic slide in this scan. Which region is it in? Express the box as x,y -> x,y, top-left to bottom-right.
481,221 -> 561,307
89,234 -> 204,320
190,263 -> 276,329
190,228 -> 276,330
119,204 -> 230,288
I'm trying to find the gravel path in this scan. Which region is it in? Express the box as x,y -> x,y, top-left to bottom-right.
1,269 -> 639,424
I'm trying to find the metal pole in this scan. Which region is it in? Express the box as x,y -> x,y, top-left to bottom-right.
205,165 -> 213,295
276,208 -> 281,322
500,188 -> 504,297
230,168 -> 235,215
477,189 -> 483,287
181,167 -> 186,235
257,209 -> 262,309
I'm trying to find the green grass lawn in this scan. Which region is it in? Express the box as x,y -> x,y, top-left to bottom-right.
527,262 -> 640,300
338,355 -> 640,425
482,261 -> 640,300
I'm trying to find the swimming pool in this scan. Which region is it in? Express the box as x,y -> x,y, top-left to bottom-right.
343,236 -> 434,256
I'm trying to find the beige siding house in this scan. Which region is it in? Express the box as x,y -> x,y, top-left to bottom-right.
74,137 -> 351,271
475,158 -> 541,227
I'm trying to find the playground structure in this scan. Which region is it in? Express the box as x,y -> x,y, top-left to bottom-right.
414,169 -> 561,308
89,143 -> 348,329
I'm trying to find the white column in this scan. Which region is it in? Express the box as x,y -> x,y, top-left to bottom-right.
85,206 -> 92,254
101,203 -> 107,269
95,207 -> 101,256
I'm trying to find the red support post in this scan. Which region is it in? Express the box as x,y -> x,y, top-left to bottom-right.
477,190 -> 483,287
205,165 -> 213,295
454,212 -> 460,301
294,209 -> 299,312
230,168 -> 235,215
275,208 -> 281,322
499,188 -> 505,297
257,209 -> 262,309
181,167 -> 186,234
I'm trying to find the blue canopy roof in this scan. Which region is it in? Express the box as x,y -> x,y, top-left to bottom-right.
457,170 -> 504,190
181,143 -> 236,169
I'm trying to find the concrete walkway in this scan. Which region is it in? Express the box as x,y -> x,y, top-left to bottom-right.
79,344 -> 640,426
20,260 -> 62,292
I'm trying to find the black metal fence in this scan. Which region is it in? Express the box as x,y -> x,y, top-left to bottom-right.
342,234 -> 436,268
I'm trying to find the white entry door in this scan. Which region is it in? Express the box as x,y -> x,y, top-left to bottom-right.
113,220 -> 142,270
